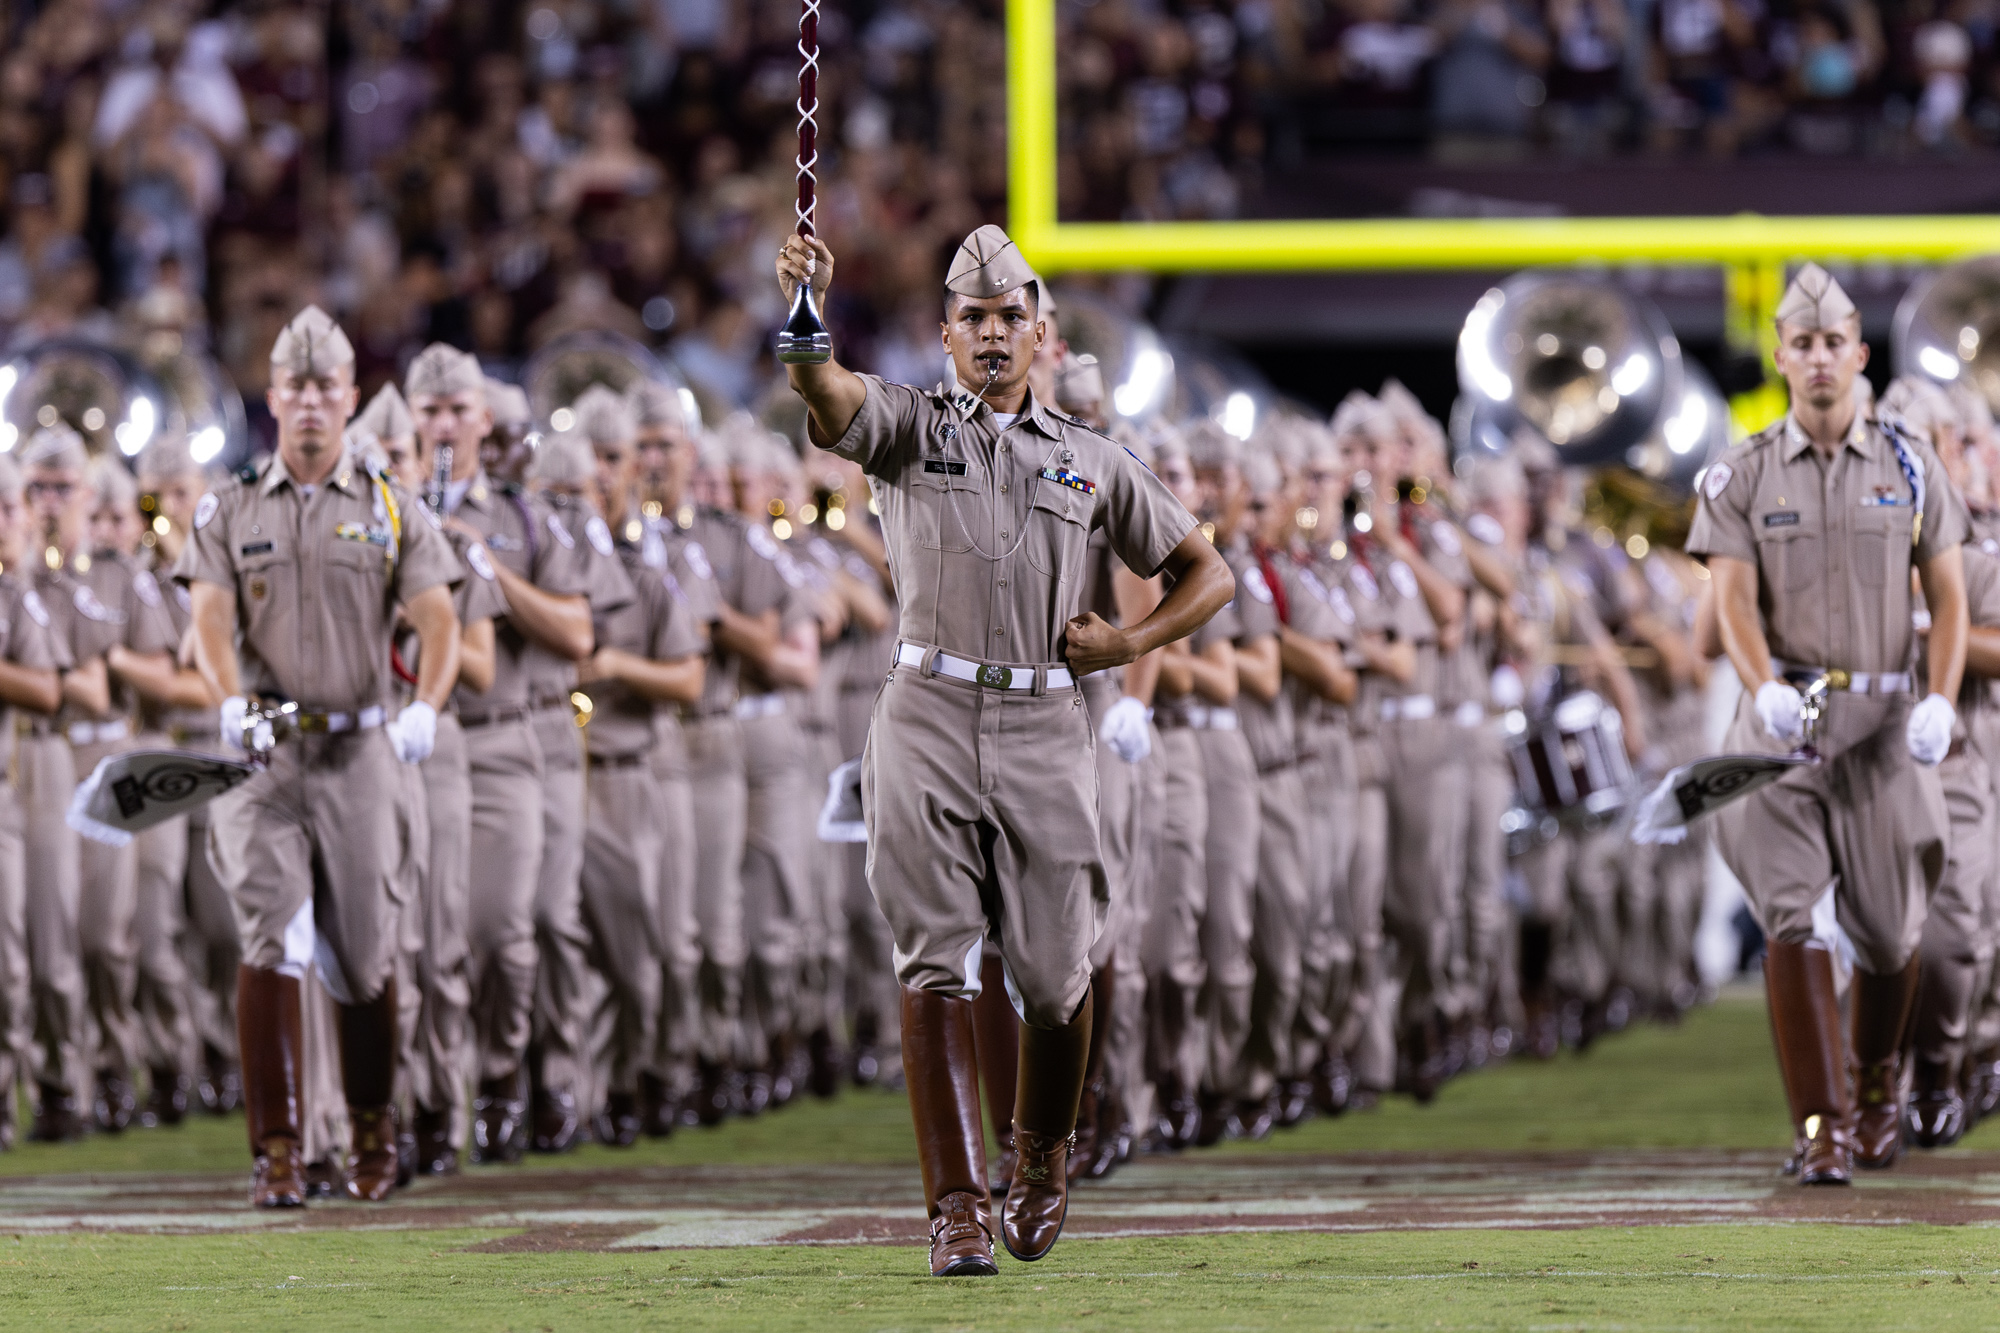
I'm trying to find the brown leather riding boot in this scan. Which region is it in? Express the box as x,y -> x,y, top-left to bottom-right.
1068,963 -> 1114,1185
238,965 -> 306,1208
1003,996 -> 1092,1263
971,950 -> 1020,1193
1851,956 -> 1921,1170
336,976 -> 401,1201
902,985 -> 998,1276
1765,941 -> 1854,1185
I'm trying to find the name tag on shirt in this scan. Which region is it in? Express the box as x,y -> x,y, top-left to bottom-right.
1039,467 -> 1096,496
924,460 -> 968,476
240,541 -> 274,556
1762,511 -> 1800,528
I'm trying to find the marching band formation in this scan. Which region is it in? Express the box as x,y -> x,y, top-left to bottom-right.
4,233 -> 1999,1249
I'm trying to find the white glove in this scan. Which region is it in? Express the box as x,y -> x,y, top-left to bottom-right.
1098,695 -> 1153,765
1754,679 -> 1804,744
1488,663 -> 1525,710
1907,693 -> 1955,767
387,700 -> 438,765
219,695 -> 250,752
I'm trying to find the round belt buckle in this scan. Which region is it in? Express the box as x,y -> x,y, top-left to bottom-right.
977,663 -> 1010,689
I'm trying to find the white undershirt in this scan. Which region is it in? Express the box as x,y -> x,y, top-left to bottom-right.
444,476 -> 474,514
990,412 -> 1020,430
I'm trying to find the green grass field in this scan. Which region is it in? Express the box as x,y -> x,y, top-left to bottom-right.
7,988 -> 2000,1331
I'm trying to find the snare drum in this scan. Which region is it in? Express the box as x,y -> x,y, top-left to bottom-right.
1505,690 -> 1633,826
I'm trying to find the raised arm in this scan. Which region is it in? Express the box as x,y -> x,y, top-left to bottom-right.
779,236 -> 869,447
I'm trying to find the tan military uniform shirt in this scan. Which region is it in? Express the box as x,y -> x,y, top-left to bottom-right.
445,471 -> 596,718
686,507 -> 808,715
522,497 -> 636,710
582,543 -> 704,760
1286,545 -> 1361,761
35,554 -> 175,731
1347,536 -> 1438,734
175,453 -> 463,710
1686,414 -> 1969,675
0,576 -> 66,767
1154,594 -> 1240,727
820,377 -> 1195,663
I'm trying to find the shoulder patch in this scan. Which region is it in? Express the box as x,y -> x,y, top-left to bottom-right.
1465,513 -> 1505,547
1703,463 -> 1733,499
74,584 -> 121,624
774,551 -> 807,589
1389,561 -> 1420,600
132,569 -> 161,608
585,515 -> 615,558
1242,564 -> 1275,605
21,589 -> 48,627
1430,523 -> 1463,557
546,512 -> 576,550
683,541 -> 714,582
193,492 -> 220,531
466,542 -> 497,581
1328,585 -> 1357,624
744,524 -> 780,561
1351,565 -> 1380,601
1296,567 -> 1329,602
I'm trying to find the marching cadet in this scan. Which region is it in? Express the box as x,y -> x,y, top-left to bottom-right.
358,384 -> 416,471
1689,264 -> 1970,1184
483,380 -> 536,486
375,408 -> 510,1178
14,428 -> 131,1138
179,306 -> 464,1206
406,343 -> 597,1164
1143,428 -> 1238,1147
521,409 -> 637,1151
777,223 -> 1231,1273
90,453 -> 216,1128
1182,421 -> 1280,1143
134,437 -> 240,1117
621,378 -> 722,1131
0,452 -> 64,1148
677,421 -> 819,1123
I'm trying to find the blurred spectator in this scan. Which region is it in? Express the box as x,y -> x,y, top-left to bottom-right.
1428,0 -> 1552,158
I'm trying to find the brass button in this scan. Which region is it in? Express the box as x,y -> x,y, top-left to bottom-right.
995,628 -> 1005,637
1001,485 -> 1009,493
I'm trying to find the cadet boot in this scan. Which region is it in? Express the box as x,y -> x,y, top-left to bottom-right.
596,1091 -> 641,1147
637,1071 -> 676,1138
238,965 -> 306,1207
346,1106 -> 400,1201
1002,997 -> 1091,1263
143,1068 -> 188,1128
471,1072 -> 527,1163
93,1068 -> 135,1133
30,1085 -> 86,1143
1851,956 -> 1922,1169
1194,1088 -> 1231,1147
1311,1050 -> 1353,1118
692,1059 -> 732,1125
972,950 -> 1021,1193
901,985 -> 998,1277
530,1086 -> 582,1152
1765,940 -> 1854,1185
413,1106 -> 458,1175
335,976 -> 401,1201
1907,1057 -> 1967,1149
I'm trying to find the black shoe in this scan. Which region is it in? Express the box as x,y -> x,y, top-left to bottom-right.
471,1075 -> 526,1164
302,1157 -> 341,1199
741,1070 -> 773,1118
396,1127 -> 417,1188
530,1087 -> 581,1153
1907,1089 -> 1967,1149
198,1049 -> 240,1115
94,1069 -> 136,1133
142,1069 -> 188,1128
1194,1090 -> 1230,1148
693,1060 -> 731,1126
30,1087 -> 85,1143
1233,1095 -> 1275,1142
595,1091 -> 641,1148
1312,1053 -> 1353,1116
1276,1079 -> 1313,1129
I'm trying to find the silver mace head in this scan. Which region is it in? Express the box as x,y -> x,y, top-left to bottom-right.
775,280 -> 832,365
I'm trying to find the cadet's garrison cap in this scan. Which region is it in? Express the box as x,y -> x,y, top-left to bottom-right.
137,432 -> 198,482
1183,418 -> 1241,471
357,382 -> 415,441
1775,262 -> 1859,330
1056,354 -> 1104,412
571,383 -> 636,447
485,377 -> 531,428
21,423 -> 89,472
1328,390 -> 1391,443
627,379 -> 689,432
270,305 -> 354,376
1880,374 -> 1959,440
945,225 -> 1039,301
404,343 -> 485,399
527,430 -> 596,487
88,454 -> 138,508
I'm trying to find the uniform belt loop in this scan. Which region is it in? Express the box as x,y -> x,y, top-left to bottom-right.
921,645 -> 940,679
1032,665 -> 1048,697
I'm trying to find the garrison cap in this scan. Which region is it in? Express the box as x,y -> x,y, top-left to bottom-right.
270,305 -> 355,376
1329,390 -> 1392,443
1241,444 -> 1282,498
137,432 -> 198,482
527,429 -> 596,487
1056,354 -> 1104,413
484,377 -> 531,428
21,423 -> 89,472
87,454 -> 138,508
1183,417 -> 1241,471
945,225 -> 1038,301
404,343 -> 484,399
570,383 -> 636,447
1880,375 -> 1960,441
1775,262 -> 1859,330
357,382 -> 415,441
627,378 -> 689,432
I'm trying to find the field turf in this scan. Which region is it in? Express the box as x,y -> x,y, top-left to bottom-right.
7,988 -> 2000,1330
